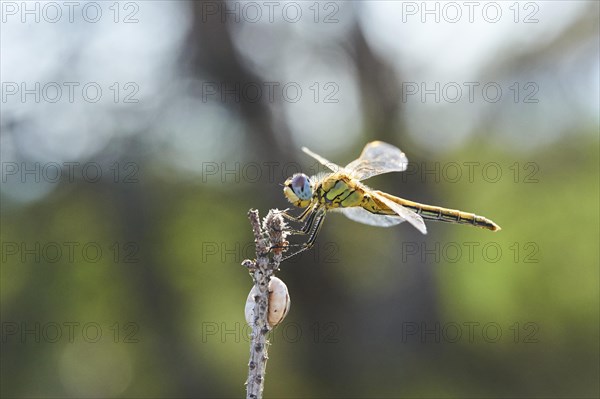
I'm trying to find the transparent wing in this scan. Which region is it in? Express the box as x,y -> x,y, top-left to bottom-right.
372,191 -> 427,234
345,141 -> 409,181
336,207 -> 405,227
302,147 -> 345,173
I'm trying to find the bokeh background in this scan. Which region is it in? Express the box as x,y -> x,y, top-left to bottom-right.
1,1 -> 599,398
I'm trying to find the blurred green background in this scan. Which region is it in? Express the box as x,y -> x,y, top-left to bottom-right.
1,1 -> 599,398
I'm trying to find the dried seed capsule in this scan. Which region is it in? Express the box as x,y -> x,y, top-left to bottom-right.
245,277 -> 291,328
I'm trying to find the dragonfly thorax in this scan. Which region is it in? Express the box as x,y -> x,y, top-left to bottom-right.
283,173 -> 313,208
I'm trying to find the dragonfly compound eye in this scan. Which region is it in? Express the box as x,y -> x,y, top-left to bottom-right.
290,173 -> 312,200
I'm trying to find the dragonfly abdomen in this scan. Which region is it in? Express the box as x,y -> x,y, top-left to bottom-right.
373,191 -> 501,231
415,206 -> 498,231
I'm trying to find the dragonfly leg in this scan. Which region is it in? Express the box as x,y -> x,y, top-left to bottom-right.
299,206 -> 320,234
280,243 -> 310,261
280,205 -> 314,223
268,208 -> 317,253
292,204 -> 321,235
280,204 -> 320,236
281,211 -> 326,261
303,211 -> 326,250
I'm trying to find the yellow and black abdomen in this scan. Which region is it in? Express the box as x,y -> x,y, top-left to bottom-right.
374,191 -> 501,231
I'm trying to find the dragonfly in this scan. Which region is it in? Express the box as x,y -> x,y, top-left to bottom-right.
281,141 -> 501,259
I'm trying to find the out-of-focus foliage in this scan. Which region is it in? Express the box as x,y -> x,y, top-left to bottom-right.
1,1 -> 598,398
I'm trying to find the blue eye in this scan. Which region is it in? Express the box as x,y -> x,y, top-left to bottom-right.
290,173 -> 312,200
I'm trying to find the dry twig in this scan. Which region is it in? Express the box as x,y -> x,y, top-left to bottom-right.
243,209 -> 288,399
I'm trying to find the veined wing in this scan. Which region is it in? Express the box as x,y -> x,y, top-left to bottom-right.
302,147 -> 345,173
372,191 -> 427,234
336,207 -> 405,227
345,141 -> 409,181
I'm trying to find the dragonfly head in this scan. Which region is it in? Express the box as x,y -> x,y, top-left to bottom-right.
283,173 -> 313,208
